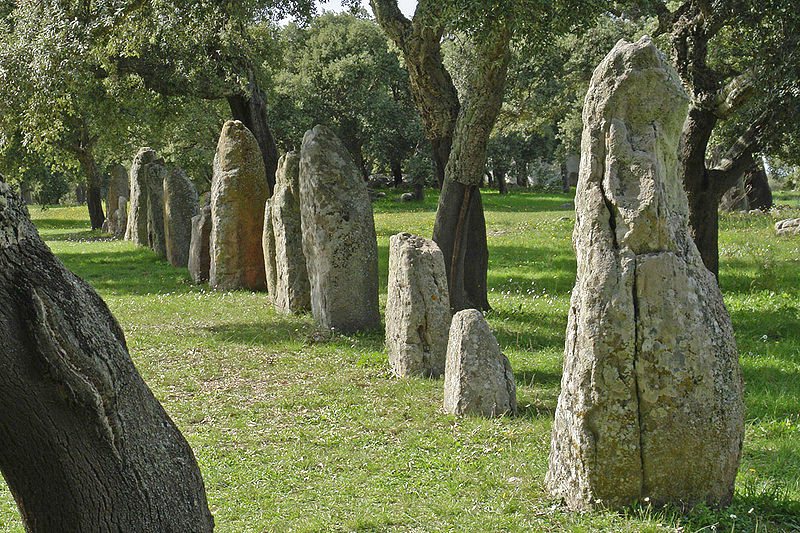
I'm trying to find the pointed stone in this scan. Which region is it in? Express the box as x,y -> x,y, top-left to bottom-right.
265,152 -> 310,314
209,121 -> 269,291
443,309 -> 516,417
124,148 -> 158,245
189,204 -> 212,284
163,168 -> 199,268
546,37 -> 744,510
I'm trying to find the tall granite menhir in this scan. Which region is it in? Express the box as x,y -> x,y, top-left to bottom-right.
264,152 -> 310,314
145,158 -> 168,258
210,121 -> 269,291
546,37 -> 744,510
103,163 -> 128,235
164,168 -> 199,268
189,204 -> 212,284
299,125 -> 380,333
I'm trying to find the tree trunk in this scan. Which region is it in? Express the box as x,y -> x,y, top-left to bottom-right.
227,75 -> 279,195
390,159 -> 403,187
680,106 -> 721,276
496,168 -> 508,195
0,181 -> 214,532
370,0 -> 459,191
745,159 -> 773,210
432,25 -> 510,312
75,147 -> 105,230
431,137 -> 451,189
432,180 -> 489,311
515,160 -> 528,187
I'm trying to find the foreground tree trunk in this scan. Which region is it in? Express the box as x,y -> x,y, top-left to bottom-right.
0,179 -> 214,532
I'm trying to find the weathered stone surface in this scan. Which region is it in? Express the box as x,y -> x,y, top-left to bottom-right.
125,148 -> 158,245
145,158 -> 168,258
546,37 -> 744,511
105,164 -> 129,236
386,233 -> 450,377
443,309 -> 516,417
189,205 -> 212,284
163,168 -> 199,268
210,120 -> 269,291
775,218 -> 800,236
299,125 -> 380,332
266,152 -> 310,314
114,196 -> 127,239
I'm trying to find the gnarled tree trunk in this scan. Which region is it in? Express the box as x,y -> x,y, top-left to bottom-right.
432,25 -> 511,311
0,179 -> 214,532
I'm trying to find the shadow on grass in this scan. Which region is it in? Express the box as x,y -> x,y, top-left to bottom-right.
31,217 -> 91,230
202,319 -> 312,348
56,249 -> 195,296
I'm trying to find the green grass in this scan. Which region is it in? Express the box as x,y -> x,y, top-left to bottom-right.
1,191 -> 799,532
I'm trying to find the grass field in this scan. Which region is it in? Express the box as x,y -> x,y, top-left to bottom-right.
1,190 -> 799,532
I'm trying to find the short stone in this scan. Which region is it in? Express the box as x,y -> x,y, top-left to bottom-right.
163,168 -> 199,268
386,233 -> 450,377
443,309 -> 516,417
188,204 -> 212,284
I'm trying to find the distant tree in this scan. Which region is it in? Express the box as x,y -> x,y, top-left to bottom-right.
270,12 -> 422,180
647,0 -> 800,276
371,0 -> 591,311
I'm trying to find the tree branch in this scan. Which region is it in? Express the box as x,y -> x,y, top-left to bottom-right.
709,111 -> 768,195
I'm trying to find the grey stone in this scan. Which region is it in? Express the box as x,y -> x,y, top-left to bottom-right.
124,148 -> 158,245
775,218 -> 800,236
188,205 -> 212,284
545,37 -> 744,510
105,164 -> 129,236
265,152 -> 310,314
114,197 -> 127,239
163,168 -> 199,268
299,125 -> 380,332
210,120 -> 269,291
145,158 -> 168,258
400,192 -> 414,202
385,233 -> 450,377
443,309 -> 516,417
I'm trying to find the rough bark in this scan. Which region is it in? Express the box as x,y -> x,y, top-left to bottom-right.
390,159 -> 403,187
74,141 -> 105,230
432,25 -> 511,312
0,179 -> 214,532
370,0 -> 459,190
667,1 -> 766,277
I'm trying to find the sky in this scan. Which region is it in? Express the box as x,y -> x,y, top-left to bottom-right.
319,0 -> 417,18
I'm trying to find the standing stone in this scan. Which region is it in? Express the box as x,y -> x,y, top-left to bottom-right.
210,120 -> 269,291
386,233 -> 451,377
266,152 -> 311,314
105,164 -> 129,235
145,158 -> 168,258
124,148 -> 158,245
546,37 -> 744,511
189,204 -> 212,284
443,309 -> 516,417
114,196 -> 128,239
263,198 -> 277,296
163,168 -> 199,268
299,125 -> 380,332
